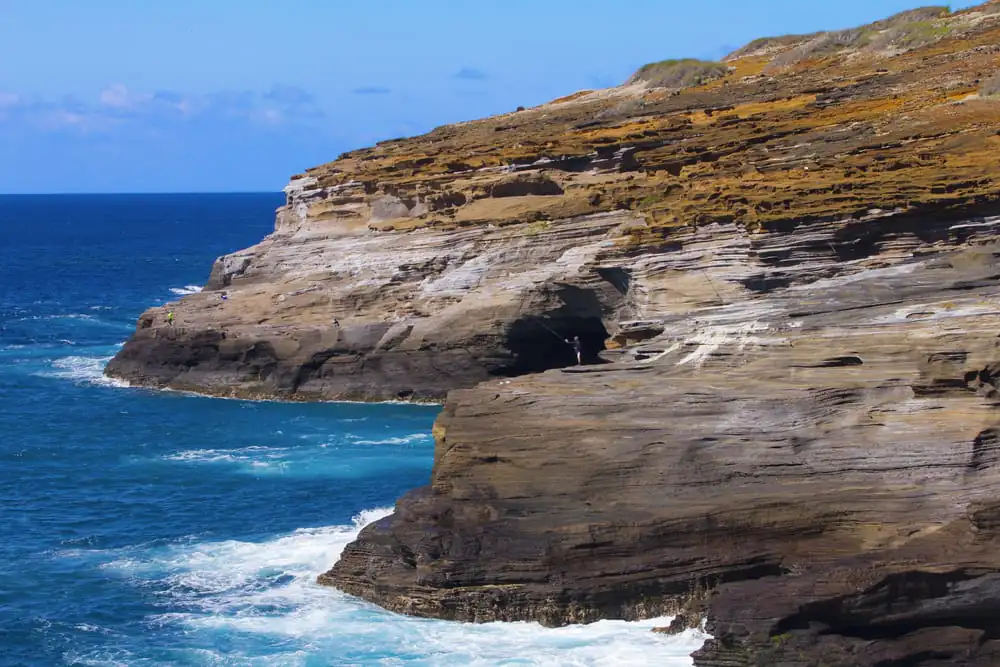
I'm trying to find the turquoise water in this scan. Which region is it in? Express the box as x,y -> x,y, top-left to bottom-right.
0,193 -> 705,666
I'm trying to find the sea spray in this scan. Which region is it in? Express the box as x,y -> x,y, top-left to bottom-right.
0,194 -> 708,666
101,508 -> 708,666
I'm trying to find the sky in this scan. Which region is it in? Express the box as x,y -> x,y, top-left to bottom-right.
0,0 -> 981,193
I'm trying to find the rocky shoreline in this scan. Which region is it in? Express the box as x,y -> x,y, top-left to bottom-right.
108,3 -> 1000,664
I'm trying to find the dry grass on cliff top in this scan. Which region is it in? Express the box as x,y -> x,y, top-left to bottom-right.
627,59 -> 730,90
302,1 -> 1000,242
759,6 -> 954,72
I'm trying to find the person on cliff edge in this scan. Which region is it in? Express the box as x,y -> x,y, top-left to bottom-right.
167,311 -> 174,326
566,335 -> 583,365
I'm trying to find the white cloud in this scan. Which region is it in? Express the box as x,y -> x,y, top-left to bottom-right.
0,84 -> 326,134
99,83 -> 152,110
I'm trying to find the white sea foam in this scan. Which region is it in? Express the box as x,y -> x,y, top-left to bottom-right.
101,507 -> 709,666
60,650 -> 133,667
351,433 -> 432,446
164,445 -> 290,465
40,355 -> 129,388
13,313 -> 96,322
13,313 -> 132,332
169,285 -> 203,296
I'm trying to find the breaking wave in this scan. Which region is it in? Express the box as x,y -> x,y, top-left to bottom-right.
164,445 -> 290,466
169,285 -> 203,296
39,353 -> 129,388
351,433 -> 433,446
91,507 -> 708,666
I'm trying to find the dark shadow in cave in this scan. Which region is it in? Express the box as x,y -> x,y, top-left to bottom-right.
493,284 -> 613,377
494,316 -> 610,376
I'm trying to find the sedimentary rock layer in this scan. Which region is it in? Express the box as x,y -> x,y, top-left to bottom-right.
110,2 -> 1000,664
108,2 -> 1000,402
324,210 -> 1000,664
105,203 -> 631,401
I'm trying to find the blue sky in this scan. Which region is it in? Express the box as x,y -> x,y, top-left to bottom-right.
0,0 -> 979,193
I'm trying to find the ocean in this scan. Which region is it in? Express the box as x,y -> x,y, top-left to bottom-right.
0,193 -> 707,666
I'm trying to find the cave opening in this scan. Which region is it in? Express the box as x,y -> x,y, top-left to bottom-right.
495,315 -> 610,377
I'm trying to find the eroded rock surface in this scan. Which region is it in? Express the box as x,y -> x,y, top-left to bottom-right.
105,203 -> 629,400
323,210 -> 1000,664
108,1 -> 1000,403
110,2 -> 1000,665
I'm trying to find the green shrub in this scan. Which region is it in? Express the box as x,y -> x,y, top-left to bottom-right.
869,19 -> 953,50
725,3 -> 948,66
764,29 -> 867,71
627,59 -> 728,90
868,6 -> 950,30
725,33 -> 821,60
762,5 -> 952,72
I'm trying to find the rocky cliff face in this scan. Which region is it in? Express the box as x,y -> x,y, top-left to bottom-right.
325,212 -> 1000,664
110,3 -> 1000,664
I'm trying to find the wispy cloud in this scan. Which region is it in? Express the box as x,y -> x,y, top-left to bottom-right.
264,84 -> 315,107
262,84 -> 325,120
351,85 -> 392,95
99,83 -> 152,110
0,84 -> 326,134
454,67 -> 489,81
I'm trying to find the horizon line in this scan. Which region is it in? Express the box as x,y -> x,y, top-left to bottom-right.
0,190 -> 284,197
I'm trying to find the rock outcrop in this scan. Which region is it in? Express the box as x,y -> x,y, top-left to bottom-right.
324,212 -> 1000,664
104,203 -> 629,401
108,1 -> 1000,402
109,2 -> 1000,664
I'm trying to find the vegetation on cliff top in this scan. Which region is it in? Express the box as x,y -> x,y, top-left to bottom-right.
626,59 -> 729,90
301,1 -> 1000,244
732,4 -> 953,70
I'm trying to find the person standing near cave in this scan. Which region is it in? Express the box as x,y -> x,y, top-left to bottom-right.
567,335 -> 583,365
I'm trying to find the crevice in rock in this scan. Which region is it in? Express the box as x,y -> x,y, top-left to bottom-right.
871,651 -> 963,667
290,349 -> 339,392
969,428 -> 1000,472
595,267 -> 631,295
740,272 -> 795,293
794,355 -> 865,368
489,174 -> 564,198
771,570 -> 1000,641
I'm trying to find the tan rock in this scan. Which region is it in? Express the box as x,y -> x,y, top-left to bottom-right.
106,3 -> 1000,664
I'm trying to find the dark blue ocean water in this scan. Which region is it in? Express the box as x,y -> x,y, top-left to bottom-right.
0,193 -> 704,666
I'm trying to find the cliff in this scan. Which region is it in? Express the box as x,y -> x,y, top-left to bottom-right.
110,2 -> 1000,664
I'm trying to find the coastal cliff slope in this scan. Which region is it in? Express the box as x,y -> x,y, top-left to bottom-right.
112,2 -> 1000,664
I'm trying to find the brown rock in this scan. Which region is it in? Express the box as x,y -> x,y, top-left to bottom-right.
106,3 -> 1000,665
324,212 -> 1000,665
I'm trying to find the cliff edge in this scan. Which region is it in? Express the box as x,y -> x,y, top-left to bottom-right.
111,3 -> 1000,664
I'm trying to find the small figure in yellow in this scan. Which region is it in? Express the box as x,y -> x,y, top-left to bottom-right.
167,311 -> 175,326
